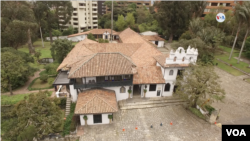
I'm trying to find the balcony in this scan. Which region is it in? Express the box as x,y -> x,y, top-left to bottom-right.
92,19 -> 98,22
92,15 -> 98,17
74,79 -> 133,89
92,11 -> 98,13
79,6 -> 86,9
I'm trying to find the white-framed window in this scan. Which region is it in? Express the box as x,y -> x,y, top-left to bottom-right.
164,83 -> 171,92
169,70 -> 174,75
174,57 -> 177,62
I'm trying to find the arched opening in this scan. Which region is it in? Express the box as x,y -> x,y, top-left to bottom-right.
164,83 -> 171,92
174,57 -> 177,62
182,57 -> 185,62
120,86 -> 126,93
169,70 -> 174,75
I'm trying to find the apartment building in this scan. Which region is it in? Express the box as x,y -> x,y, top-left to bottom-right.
202,1 -> 237,17
106,1 -> 152,13
61,0 -> 98,33
98,1 -> 106,15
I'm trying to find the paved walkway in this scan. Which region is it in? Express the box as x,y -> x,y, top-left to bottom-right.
80,105 -> 221,141
212,67 -> 250,124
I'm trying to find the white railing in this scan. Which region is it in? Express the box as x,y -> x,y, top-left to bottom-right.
56,85 -> 69,98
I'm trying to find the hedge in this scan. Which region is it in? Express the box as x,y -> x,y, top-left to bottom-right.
28,76 -> 55,91
204,105 -> 215,115
188,107 -> 206,120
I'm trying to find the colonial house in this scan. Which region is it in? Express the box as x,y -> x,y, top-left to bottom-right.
53,28 -> 198,126
140,31 -> 165,47
67,29 -> 120,42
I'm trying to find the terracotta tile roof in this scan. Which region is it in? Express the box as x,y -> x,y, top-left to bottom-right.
68,53 -> 136,78
154,54 -> 189,68
142,35 -> 165,41
133,66 -> 165,84
57,39 -> 98,71
68,29 -> 119,37
75,89 -> 118,114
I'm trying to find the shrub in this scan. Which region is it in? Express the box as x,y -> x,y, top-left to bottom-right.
108,115 -> 113,119
179,31 -> 193,40
62,26 -> 74,36
44,63 -> 59,76
40,74 -> 48,82
70,120 -> 76,132
204,105 -> 215,115
188,107 -> 206,120
63,103 -> 76,136
58,98 -> 67,108
87,33 -> 95,41
98,38 -> 109,43
83,115 -> 88,120
34,50 -> 41,60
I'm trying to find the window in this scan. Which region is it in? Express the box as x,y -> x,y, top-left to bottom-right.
105,76 -> 108,81
123,75 -> 131,80
169,70 -> 174,75
174,57 -> 177,62
211,3 -> 217,6
226,3 -> 231,6
149,84 -> 156,91
93,114 -> 102,123
182,57 -> 185,62
120,86 -> 126,93
73,8 -> 77,11
164,83 -> 171,92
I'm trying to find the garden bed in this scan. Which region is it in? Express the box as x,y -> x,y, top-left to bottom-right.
28,76 -> 55,91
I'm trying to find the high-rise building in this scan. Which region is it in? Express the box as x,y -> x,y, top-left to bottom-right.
106,1 -> 152,13
61,0 -> 98,33
202,1 -> 237,17
98,1 -> 106,15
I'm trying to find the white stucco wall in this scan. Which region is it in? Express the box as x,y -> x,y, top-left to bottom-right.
69,85 -> 78,102
103,86 -> 130,101
140,31 -> 158,36
80,113 -> 111,125
68,34 -> 86,42
103,32 -> 110,40
166,47 -> 198,64
164,68 -> 178,81
162,82 -> 175,96
158,41 -> 164,47
140,84 -> 163,97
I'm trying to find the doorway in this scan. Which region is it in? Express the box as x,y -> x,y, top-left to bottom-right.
155,41 -> 158,46
105,35 -> 108,39
133,85 -> 141,96
173,86 -> 178,93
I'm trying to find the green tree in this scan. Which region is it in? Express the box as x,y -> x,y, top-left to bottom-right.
237,2 -> 250,63
40,74 -> 49,82
34,50 -> 41,60
44,63 -> 60,75
51,39 -> 74,63
87,33 -> 96,41
190,1 -> 207,18
35,1 -> 73,44
175,63 -> 225,108
245,36 -> 250,59
155,1 -> 191,42
52,29 -> 62,38
126,13 -> 135,27
1,1 -> 38,53
229,2 -> 249,60
1,52 -> 26,95
116,15 -> 126,31
3,91 -> 63,140
62,26 -> 74,36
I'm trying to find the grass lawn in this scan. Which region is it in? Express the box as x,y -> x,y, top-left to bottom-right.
245,78 -> 250,84
214,60 -> 244,76
18,40 -> 53,58
31,77 -> 56,89
1,91 -> 53,105
215,46 -> 250,75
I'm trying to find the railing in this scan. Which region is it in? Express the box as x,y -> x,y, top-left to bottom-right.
74,80 -> 133,89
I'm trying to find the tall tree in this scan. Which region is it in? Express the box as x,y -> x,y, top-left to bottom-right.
2,91 -> 63,140
115,15 -> 126,31
154,1 -> 191,42
1,52 -> 26,95
175,63 -> 225,108
51,39 -> 74,63
34,1 -> 73,44
190,1 -> 208,18
237,2 -> 250,63
125,13 -> 135,27
1,1 -> 38,53
229,2 -> 248,60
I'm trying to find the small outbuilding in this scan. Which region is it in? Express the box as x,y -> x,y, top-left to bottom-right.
142,35 -> 165,47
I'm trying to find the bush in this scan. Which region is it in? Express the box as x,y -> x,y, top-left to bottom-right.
58,98 -> 67,108
44,63 -> 59,76
204,105 -> 215,115
28,77 -> 54,91
188,107 -> 206,120
87,33 -> 96,41
70,120 -> 76,132
179,31 -> 193,40
62,26 -> 74,36
63,103 -> 76,136
98,38 -> 109,43
40,74 -> 48,82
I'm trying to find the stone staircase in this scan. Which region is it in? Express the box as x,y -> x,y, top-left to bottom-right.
65,97 -> 71,117
119,97 -> 188,110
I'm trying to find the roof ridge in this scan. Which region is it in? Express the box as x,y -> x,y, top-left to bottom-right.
68,53 -> 97,77
75,94 -> 98,114
96,92 -> 118,112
